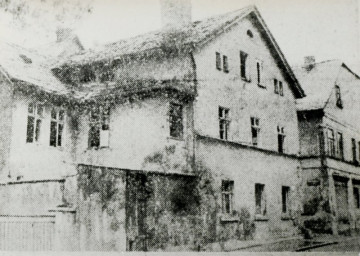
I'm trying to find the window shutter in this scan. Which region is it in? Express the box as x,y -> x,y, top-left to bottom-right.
247,55 -> 252,81
100,129 -> 110,148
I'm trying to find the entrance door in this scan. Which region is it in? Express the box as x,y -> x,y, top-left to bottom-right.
126,173 -> 148,251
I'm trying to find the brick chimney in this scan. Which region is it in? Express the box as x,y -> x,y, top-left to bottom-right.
304,56 -> 316,70
56,27 -> 73,42
160,0 -> 192,30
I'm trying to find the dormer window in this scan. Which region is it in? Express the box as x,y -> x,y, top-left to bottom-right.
335,85 -> 343,108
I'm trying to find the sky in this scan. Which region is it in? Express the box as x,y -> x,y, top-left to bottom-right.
0,0 -> 359,72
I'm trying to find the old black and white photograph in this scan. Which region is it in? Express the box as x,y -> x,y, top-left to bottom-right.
0,0 -> 360,254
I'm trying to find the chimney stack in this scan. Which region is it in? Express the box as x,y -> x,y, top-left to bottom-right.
304,56 -> 316,70
56,28 -> 73,42
160,0 -> 192,30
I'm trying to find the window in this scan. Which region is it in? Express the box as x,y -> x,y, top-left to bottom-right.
247,29 -> 254,38
216,52 -> 221,70
274,79 -> 279,94
240,51 -> 248,80
282,186 -> 290,213
337,132 -> 344,159
26,103 -> 43,143
354,187 -> 360,209
251,117 -> 260,146
255,183 -> 266,216
169,103 -> 183,139
223,55 -> 229,73
219,107 -> 230,140
335,85 -> 343,108
222,180 -> 234,214
278,126 -> 285,153
327,129 -> 335,157
89,105 -> 110,148
352,138 -> 357,163
50,109 -> 65,147
256,60 -> 263,85
279,81 -> 284,96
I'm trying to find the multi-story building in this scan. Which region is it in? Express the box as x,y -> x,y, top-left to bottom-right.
0,2 -> 306,251
295,57 -> 360,235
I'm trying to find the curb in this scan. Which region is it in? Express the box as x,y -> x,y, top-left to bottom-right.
295,241 -> 338,252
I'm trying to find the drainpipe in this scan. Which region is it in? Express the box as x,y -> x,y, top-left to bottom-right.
189,48 -> 197,173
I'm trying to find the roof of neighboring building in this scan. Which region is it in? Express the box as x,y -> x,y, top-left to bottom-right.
0,41 -> 70,96
294,60 -> 359,111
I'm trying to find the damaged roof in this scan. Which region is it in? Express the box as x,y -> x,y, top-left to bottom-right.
294,60 -> 357,111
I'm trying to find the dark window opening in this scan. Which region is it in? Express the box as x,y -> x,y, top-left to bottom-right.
354,187 -> 360,209
222,180 -> 234,214
89,105 -> 110,148
337,132 -> 344,159
327,129 -> 335,157
216,52 -> 221,70
251,117 -> 260,146
335,85 -> 343,108
240,51 -> 248,80
255,183 -> 266,216
352,138 -> 357,163
219,107 -> 230,140
278,126 -> 285,153
256,61 -> 262,85
223,55 -> 229,73
247,29 -> 254,38
279,81 -> 284,96
274,79 -> 279,94
282,186 -> 290,213
169,103 -> 183,139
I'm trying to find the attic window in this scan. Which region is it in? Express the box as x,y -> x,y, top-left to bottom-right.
19,54 -> 32,64
335,85 -> 343,108
247,30 -> 254,38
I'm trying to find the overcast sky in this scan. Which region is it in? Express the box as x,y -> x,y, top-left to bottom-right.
1,0 -> 359,72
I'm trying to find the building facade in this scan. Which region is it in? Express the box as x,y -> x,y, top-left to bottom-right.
0,3 -> 311,251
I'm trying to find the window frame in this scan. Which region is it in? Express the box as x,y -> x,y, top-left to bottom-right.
50,108 -> 65,147
88,105 -> 111,149
240,51 -> 249,81
255,183 -> 266,216
335,85 -> 343,108
279,81 -> 284,96
221,180 -> 234,215
223,55 -> 229,73
251,117 -> 260,146
216,52 -> 222,71
354,187 -> 360,209
219,107 -> 230,140
282,186 -> 290,214
274,79 -> 279,94
352,138 -> 357,163
26,103 -> 44,144
169,103 -> 184,139
277,126 -> 285,153
256,59 -> 263,86
337,132 -> 344,159
327,128 -> 335,157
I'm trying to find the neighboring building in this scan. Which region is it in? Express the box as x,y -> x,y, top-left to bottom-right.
295,57 -> 360,235
0,3 -> 306,251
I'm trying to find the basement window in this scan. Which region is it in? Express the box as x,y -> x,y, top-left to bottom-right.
222,180 -> 234,214
169,103 -> 183,139
50,108 -> 65,147
277,126 -> 285,153
88,105 -> 110,148
219,107 -> 230,140
255,183 -> 266,216
26,103 -> 43,143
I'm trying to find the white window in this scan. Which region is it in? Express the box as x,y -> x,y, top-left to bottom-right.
50,108 -> 65,147
219,107 -> 230,140
26,103 -> 44,143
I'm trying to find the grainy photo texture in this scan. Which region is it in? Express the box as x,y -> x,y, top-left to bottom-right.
0,0 -> 360,253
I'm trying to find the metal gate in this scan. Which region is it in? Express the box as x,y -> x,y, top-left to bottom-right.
0,215 -> 55,251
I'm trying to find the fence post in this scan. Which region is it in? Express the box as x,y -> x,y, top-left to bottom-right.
49,207 -> 78,250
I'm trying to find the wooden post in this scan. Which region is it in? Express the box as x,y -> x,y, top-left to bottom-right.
328,171 -> 338,235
